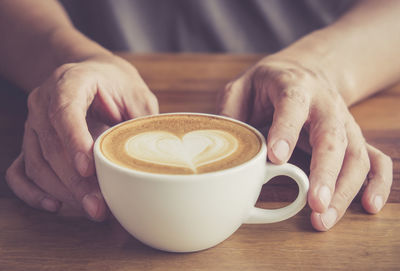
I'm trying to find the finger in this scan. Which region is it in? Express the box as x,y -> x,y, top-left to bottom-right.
81,178 -> 108,222
217,77 -> 253,122
123,80 -> 159,119
90,82 -> 159,125
123,90 -> 159,120
311,123 -> 369,231
47,76 -> 97,178
361,144 -> 393,214
5,154 -> 61,212
266,86 -> 311,164
307,110 -> 348,213
39,128 -> 107,221
23,124 -> 77,206
28,105 -> 107,221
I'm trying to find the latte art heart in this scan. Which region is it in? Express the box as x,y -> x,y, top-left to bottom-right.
101,114 -> 261,174
125,130 -> 238,173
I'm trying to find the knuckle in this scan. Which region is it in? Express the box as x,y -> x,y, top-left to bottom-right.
277,68 -> 307,83
48,66 -> 87,125
313,96 -> 346,121
278,87 -> 310,107
47,99 -> 71,127
254,64 -> 310,86
254,63 -> 285,80
323,141 -> 340,153
348,146 -> 370,172
311,121 -> 348,150
253,65 -> 313,107
330,126 -> 348,147
35,130 -> 62,162
252,65 -> 272,88
272,122 -> 299,143
36,129 -> 53,147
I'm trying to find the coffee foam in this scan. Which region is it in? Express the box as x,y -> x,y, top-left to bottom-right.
100,114 -> 261,174
125,130 -> 238,173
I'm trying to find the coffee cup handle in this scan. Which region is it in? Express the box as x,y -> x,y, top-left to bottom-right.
244,163 -> 309,224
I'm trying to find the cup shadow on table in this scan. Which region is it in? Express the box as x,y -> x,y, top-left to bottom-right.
4,179 -> 373,266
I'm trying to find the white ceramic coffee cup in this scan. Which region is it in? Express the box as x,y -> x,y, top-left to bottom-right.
94,113 -> 309,252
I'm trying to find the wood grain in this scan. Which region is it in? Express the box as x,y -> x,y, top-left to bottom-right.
0,199 -> 398,271
0,54 -> 399,270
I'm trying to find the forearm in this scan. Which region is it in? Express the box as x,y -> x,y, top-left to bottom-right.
0,0 -> 111,91
274,0 -> 400,106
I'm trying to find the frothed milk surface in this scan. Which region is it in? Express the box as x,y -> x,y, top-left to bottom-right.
100,114 -> 261,174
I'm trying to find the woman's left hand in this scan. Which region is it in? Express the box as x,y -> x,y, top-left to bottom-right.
217,55 -> 392,231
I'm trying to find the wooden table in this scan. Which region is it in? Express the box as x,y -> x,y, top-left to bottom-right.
0,54 -> 399,270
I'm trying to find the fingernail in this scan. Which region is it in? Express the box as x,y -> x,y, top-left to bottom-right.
82,194 -> 99,219
41,197 -> 59,212
75,152 -> 89,177
318,185 -> 331,210
320,208 -> 337,229
374,195 -> 383,212
272,140 -> 290,162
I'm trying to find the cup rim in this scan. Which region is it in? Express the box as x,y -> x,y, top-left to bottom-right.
93,112 -> 267,179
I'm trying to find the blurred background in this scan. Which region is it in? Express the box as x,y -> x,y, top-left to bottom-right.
59,0 -> 354,53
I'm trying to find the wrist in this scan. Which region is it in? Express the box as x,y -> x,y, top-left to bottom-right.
19,26 -> 113,93
47,26 -> 112,67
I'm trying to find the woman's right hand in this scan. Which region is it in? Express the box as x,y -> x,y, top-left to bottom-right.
6,54 -> 159,221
